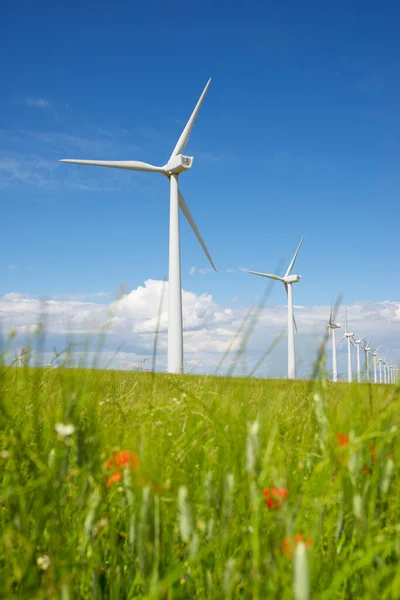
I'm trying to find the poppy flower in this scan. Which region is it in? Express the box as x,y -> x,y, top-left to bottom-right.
263,487 -> 288,510
282,534 -> 312,560
106,472 -> 122,488
335,433 -> 349,448
105,451 -> 140,470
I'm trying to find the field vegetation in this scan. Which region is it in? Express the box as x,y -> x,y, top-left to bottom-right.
0,355 -> 399,599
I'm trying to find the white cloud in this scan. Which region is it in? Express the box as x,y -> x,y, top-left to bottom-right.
24,97 -> 51,108
189,266 -> 196,276
1,283 -> 399,377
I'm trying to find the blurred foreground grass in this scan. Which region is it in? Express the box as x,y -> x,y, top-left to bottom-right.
0,366 -> 399,599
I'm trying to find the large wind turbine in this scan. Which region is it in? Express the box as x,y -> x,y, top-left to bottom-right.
60,80 -> 215,374
327,307 -> 340,382
248,237 -> 304,379
353,335 -> 367,383
338,311 -> 355,382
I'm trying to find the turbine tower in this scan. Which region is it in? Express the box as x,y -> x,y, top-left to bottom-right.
60,80 -> 216,374
337,311 -> 355,382
353,335 -> 367,383
248,237 -> 304,379
327,307 -> 341,382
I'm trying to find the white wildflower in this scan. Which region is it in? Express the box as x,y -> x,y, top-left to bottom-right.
55,423 -> 75,437
37,555 -> 51,570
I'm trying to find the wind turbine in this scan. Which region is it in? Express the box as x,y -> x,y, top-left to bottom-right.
377,356 -> 384,383
371,346 -> 381,383
382,355 -> 388,384
15,347 -> 27,366
337,311 -> 355,382
388,362 -> 393,384
248,237 -> 304,379
353,335 -> 367,383
60,80 -> 215,374
327,307 -> 341,382
362,339 -> 372,382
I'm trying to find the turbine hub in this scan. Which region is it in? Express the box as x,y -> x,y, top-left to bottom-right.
164,154 -> 193,175
285,274 -> 301,283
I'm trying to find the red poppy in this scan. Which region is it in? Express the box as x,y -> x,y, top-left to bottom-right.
263,487 -> 288,510
105,450 -> 140,470
106,472 -> 122,488
335,433 -> 349,448
282,534 -> 312,560
362,468 -> 371,475
388,452 -> 394,459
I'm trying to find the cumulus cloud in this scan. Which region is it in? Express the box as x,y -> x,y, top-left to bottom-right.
1,282 -> 399,377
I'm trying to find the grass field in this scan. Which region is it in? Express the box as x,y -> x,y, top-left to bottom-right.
0,364 -> 399,599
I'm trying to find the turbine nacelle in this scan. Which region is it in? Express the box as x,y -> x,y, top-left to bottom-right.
284,274 -> 301,284
163,154 -> 193,176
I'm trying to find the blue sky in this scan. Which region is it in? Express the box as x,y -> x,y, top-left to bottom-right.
1,0 -> 399,374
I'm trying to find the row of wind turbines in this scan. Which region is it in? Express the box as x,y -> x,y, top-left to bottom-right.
328,311 -> 398,384
58,78 -> 397,380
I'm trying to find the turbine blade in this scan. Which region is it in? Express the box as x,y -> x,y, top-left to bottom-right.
178,190 -> 216,271
60,159 -> 165,173
337,336 -> 345,348
329,304 -> 333,326
170,78 -> 211,158
284,236 -> 304,278
248,271 -> 284,281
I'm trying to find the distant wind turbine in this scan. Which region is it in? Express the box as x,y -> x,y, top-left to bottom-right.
337,310 -> 355,382
248,237 -> 304,379
353,335 -> 367,383
362,339 -> 372,382
60,79 -> 215,374
327,307 -> 340,382
371,346 -> 381,384
382,355 -> 388,384
377,356 -> 384,383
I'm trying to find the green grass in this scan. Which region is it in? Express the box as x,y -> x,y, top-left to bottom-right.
0,366 -> 399,599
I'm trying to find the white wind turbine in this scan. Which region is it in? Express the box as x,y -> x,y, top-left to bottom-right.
381,354 -> 388,384
327,307 -> 341,382
371,346 -> 381,384
377,356 -> 384,383
337,311 -> 354,382
60,80 -> 216,374
248,237 -> 304,379
388,362 -> 393,384
362,339 -> 372,382
353,335 -> 367,383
